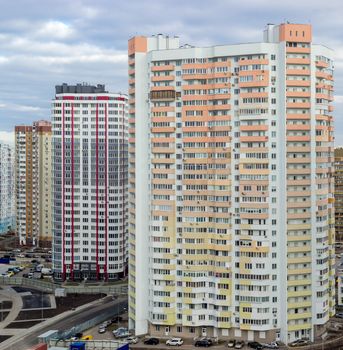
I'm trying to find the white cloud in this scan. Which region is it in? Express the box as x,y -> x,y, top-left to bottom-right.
0,102 -> 44,112
35,20 -> 75,40
0,131 -> 14,145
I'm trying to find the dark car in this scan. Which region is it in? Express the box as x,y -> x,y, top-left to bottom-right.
248,342 -> 264,350
22,273 -> 29,278
31,259 -> 39,264
195,338 -> 213,347
111,316 -> 123,323
25,254 -> 32,258
144,337 -> 159,345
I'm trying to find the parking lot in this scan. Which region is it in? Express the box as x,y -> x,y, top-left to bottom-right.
0,249 -> 52,280
81,313 -> 129,341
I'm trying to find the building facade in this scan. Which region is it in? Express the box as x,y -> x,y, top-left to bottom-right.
334,148 -> 343,243
0,143 -> 15,234
128,24 -> 335,344
15,121 -> 52,246
51,83 -> 128,281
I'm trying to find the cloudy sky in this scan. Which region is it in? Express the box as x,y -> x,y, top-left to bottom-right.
1,0 -> 343,145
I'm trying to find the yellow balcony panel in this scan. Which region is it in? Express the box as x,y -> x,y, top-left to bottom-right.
182,287 -> 193,294
183,309 -> 193,316
288,312 -> 312,320
164,275 -> 175,281
218,322 -> 232,328
240,312 -> 252,319
287,246 -> 311,253
287,290 -> 312,298
239,279 -> 252,286
287,257 -> 312,264
287,224 -> 311,230
162,296 -> 175,303
182,298 -> 193,304
288,323 -> 312,332
240,246 -> 269,253
287,301 -> 312,309
240,324 -> 252,331
287,268 -> 311,275
287,235 -> 311,242
164,264 -> 176,270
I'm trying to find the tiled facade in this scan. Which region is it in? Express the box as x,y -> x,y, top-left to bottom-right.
51,84 -> 128,281
0,143 -> 14,234
128,24 -> 335,344
15,121 -> 52,246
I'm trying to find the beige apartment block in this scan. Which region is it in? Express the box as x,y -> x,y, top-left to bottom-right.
15,120 -> 52,247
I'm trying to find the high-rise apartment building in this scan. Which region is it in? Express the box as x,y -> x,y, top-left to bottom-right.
334,147 -> 343,242
0,143 -> 15,234
15,121 -> 52,246
51,83 -> 128,281
128,23 -> 335,344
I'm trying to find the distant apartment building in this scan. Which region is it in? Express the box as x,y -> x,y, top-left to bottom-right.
15,121 -> 52,246
51,83 -> 128,281
0,143 -> 15,233
128,23 -> 335,344
335,147 -> 343,242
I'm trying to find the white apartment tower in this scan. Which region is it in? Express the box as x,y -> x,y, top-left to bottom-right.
128,24 -> 335,344
51,83 -> 128,281
0,143 -> 14,234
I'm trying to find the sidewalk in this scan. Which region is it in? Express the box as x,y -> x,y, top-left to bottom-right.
0,286 -> 23,332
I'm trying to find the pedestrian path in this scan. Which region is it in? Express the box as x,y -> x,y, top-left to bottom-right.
0,287 -> 23,330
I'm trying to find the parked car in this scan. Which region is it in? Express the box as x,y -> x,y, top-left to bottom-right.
235,341 -> 245,349
195,338 -> 213,347
103,320 -> 112,327
248,341 -> 264,350
31,259 -> 39,264
335,312 -> 343,319
144,337 -> 159,345
98,326 -> 106,334
111,315 -> 123,323
81,335 -> 93,341
262,341 -> 278,349
124,336 -> 138,344
112,327 -> 127,336
289,339 -> 310,347
227,339 -> 236,348
166,337 -> 184,346
115,330 -> 131,338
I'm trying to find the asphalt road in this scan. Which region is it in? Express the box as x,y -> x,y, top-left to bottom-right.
1,295 -> 128,350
